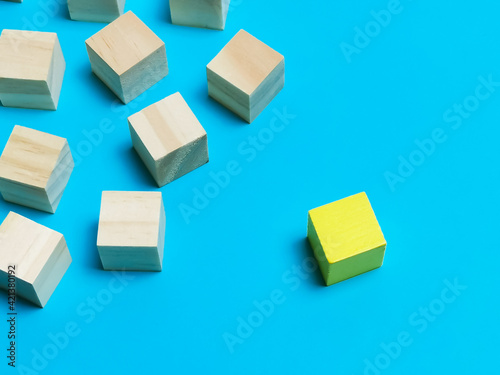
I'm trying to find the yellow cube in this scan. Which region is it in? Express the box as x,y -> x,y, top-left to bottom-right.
307,192 -> 386,286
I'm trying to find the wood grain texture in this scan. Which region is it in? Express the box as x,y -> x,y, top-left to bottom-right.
0,30 -> 66,110
307,192 -> 387,286
97,191 -> 165,271
0,125 -> 74,213
207,29 -> 284,123
170,0 -> 230,30
68,0 -> 126,23
0,212 -> 72,308
85,11 -> 168,104
129,92 -> 209,187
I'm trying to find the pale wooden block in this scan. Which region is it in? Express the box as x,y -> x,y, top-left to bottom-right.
128,92 -> 209,187
68,0 -> 125,23
0,212 -> 72,308
0,125 -> 74,213
207,29 -> 284,123
97,191 -> 165,271
0,30 -> 66,110
170,0 -> 230,30
85,11 -> 169,104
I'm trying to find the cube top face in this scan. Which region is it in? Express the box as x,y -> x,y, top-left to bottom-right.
0,125 -> 67,188
85,11 -> 164,75
0,125 -> 68,189
0,30 -> 58,81
308,192 -> 386,264
128,92 -> 207,161
207,29 -> 284,95
0,212 -> 63,285
97,191 -> 164,248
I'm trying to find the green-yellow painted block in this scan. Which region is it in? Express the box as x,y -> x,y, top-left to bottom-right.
307,192 -> 386,286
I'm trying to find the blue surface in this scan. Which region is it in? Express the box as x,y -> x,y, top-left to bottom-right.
0,0 -> 498,374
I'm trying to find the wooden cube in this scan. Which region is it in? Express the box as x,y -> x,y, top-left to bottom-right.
0,125 -> 74,213
0,212 -> 72,308
170,0 -> 230,30
97,191 -> 165,271
68,0 -> 126,23
307,192 -> 387,286
128,92 -> 209,187
0,30 -> 65,110
85,11 -> 168,104
207,29 -> 284,123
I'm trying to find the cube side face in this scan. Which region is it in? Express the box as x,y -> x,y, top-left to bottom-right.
45,141 -> 74,213
130,130 -> 209,187
207,67 -> 251,122
157,199 -> 166,266
120,45 -> 168,104
86,42 -> 124,101
156,134 -> 209,186
0,270 -> 41,307
33,236 -> 72,307
0,80 -> 56,110
307,214 -> 332,286
249,59 -> 284,123
129,121 -> 160,184
98,245 -> 162,271
328,245 -> 386,285
170,0 -> 230,30
207,30 -> 284,96
97,191 -> 163,248
221,0 -> 230,26
45,35 -> 66,110
0,78 -> 50,96
0,181 -> 52,213
117,0 -> 126,14
68,0 -> 124,23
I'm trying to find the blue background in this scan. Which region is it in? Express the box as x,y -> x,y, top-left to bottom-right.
0,0 -> 498,374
